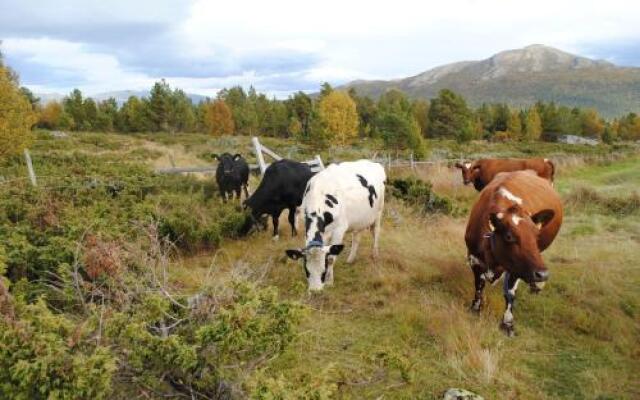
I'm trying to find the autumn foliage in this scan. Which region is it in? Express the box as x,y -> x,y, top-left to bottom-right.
317,91 -> 359,145
204,99 -> 235,136
0,64 -> 36,159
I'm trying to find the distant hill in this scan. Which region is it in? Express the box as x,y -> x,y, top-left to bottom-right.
343,45 -> 640,117
36,90 -> 210,106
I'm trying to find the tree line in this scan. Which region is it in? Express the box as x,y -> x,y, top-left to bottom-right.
3,46 -> 640,161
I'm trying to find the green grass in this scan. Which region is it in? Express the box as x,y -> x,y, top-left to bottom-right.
175,155 -> 640,399
3,132 -> 640,399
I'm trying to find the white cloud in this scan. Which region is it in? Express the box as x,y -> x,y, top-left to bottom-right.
3,0 -> 640,96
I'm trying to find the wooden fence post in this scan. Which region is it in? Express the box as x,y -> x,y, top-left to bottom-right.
314,154 -> 325,170
252,136 -> 267,175
24,149 -> 37,187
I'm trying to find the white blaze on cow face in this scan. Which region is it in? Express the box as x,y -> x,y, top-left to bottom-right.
285,244 -> 344,291
512,215 -> 523,225
464,162 -> 471,169
498,187 -> 523,205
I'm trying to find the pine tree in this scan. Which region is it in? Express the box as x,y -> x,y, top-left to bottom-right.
428,89 -> 473,140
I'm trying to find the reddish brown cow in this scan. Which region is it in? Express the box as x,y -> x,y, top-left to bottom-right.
465,170 -> 563,336
455,158 -> 555,191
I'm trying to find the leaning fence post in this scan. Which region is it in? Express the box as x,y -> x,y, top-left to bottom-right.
252,136 -> 267,176
24,149 -> 37,187
410,152 -> 415,171
314,154 -> 325,170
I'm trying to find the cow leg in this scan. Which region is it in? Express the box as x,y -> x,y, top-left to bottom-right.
271,210 -> 282,240
288,207 -> 297,236
346,231 -> 361,264
470,264 -> 486,313
371,212 -> 382,259
243,183 -> 250,198
220,190 -> 227,203
500,273 -> 519,337
235,188 -> 242,202
326,229 -> 346,285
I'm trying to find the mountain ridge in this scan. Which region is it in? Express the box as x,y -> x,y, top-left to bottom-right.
36,90 -> 210,106
343,45 -> 640,117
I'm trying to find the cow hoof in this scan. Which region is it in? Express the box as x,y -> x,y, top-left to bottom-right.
469,303 -> 482,315
500,322 -> 515,337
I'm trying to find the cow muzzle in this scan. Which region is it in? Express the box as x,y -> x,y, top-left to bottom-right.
530,270 -> 549,292
307,280 -> 325,292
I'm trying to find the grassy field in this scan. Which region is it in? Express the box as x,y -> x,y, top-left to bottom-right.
177,157 -> 639,399
2,131 -> 639,399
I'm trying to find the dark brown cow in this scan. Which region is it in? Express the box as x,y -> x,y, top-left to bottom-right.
465,170 -> 563,336
455,158 -> 555,191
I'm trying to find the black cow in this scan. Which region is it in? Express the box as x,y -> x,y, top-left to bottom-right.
213,153 -> 249,202
241,159 -> 314,239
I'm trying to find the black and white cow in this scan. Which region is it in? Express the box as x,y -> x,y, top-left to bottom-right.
241,159 -> 314,239
285,160 -> 386,291
213,153 -> 249,202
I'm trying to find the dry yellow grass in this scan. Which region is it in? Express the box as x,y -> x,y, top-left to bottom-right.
164,153 -> 640,399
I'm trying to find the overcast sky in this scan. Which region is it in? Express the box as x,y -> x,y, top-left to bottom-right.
1,0 -> 639,97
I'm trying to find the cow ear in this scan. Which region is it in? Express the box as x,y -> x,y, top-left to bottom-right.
455,162 -> 463,169
472,164 -> 481,170
328,244 -> 344,256
233,153 -> 242,160
531,209 -> 555,230
285,249 -> 304,260
212,153 -> 219,160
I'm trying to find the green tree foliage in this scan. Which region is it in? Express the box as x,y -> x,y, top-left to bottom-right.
317,91 -> 359,145
412,99 -> 430,137
95,98 -> 118,132
428,89 -> 473,141
62,89 -> 85,130
285,92 -> 313,138
375,111 -> 427,158
319,82 -> 334,98
119,96 -> 151,132
148,80 -> 172,131
0,64 -> 36,159
170,89 -> 197,132
348,88 -> 377,137
218,86 -> 258,135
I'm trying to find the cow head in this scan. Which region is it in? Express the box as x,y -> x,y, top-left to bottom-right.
487,205 -> 555,290
455,161 -> 480,185
214,153 -> 237,176
285,242 -> 344,291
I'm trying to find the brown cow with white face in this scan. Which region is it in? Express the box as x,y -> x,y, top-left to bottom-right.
465,170 -> 563,336
455,158 -> 555,191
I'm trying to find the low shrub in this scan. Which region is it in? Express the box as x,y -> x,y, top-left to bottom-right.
390,177 -> 462,216
0,298 -> 117,400
564,187 -> 640,216
155,194 -> 247,252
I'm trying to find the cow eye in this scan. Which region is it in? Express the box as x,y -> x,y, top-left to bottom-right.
503,230 -> 518,244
